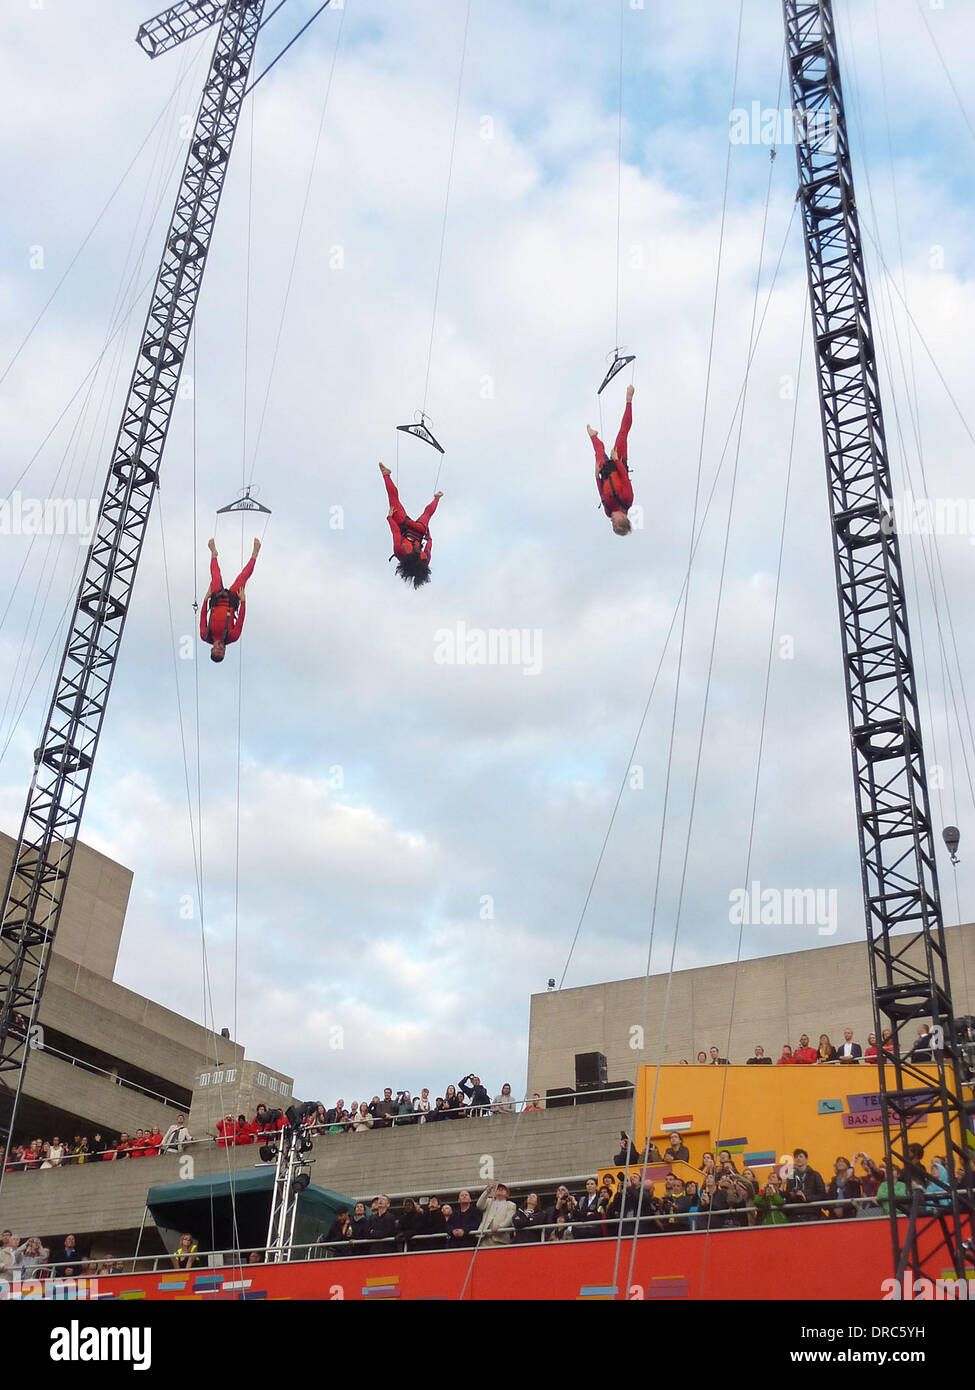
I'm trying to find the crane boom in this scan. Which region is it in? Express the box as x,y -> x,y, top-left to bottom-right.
0,0 -> 266,1163
783,0 -> 974,1279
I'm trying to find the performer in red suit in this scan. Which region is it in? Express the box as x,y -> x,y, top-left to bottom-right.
216,1114 -> 238,1149
379,463 -> 442,588
200,537 -> 261,662
588,384 -> 635,535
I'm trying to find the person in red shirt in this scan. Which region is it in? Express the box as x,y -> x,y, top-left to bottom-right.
144,1128 -> 163,1157
588,384 -> 635,535
216,1114 -> 238,1148
776,1044 -> 795,1065
235,1114 -> 258,1146
793,1034 -> 818,1065
200,537 -> 260,662
379,464 -> 441,588
133,1129 -> 154,1158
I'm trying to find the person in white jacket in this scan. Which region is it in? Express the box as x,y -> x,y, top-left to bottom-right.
476,1183 -> 517,1246
161,1115 -> 193,1154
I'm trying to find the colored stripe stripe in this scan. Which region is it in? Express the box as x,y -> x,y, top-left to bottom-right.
221,1280 -> 252,1292
648,1278 -> 689,1300
157,1279 -> 186,1291
744,1150 -> 777,1165
716,1137 -> 747,1149
118,1290 -> 146,1300
365,1274 -> 400,1287
175,1294 -> 204,1301
363,1287 -> 400,1299
241,1290 -> 268,1300
579,1285 -> 618,1298
193,1275 -> 223,1287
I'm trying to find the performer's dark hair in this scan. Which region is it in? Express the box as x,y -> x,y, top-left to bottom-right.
395,554 -> 431,589
210,649 -> 225,663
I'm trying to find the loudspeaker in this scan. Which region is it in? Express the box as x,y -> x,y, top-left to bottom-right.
575,1051 -> 608,1090
545,1087 -> 574,1109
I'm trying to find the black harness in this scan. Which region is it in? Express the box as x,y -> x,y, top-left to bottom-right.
208,588 -> 240,642
598,458 -> 631,511
390,521 -> 429,562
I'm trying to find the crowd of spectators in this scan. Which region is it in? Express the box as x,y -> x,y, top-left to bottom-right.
0,1229 -> 126,1283
3,1074 -> 540,1177
688,1022 -> 942,1066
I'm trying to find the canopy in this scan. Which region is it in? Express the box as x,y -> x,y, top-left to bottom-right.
147,1168 -> 356,1256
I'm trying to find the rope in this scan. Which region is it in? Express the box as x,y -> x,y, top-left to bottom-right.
614,0 -> 625,350
560,200 -> 797,994
247,0 -> 347,483
0,39 -> 204,391
912,0 -> 975,149
243,0 -> 335,98
421,0 -> 473,493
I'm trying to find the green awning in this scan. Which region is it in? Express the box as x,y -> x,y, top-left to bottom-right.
147,1169 -> 357,1255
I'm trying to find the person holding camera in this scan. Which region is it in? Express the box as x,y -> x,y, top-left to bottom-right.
458,1073 -> 491,1117
784,1148 -> 827,1220
476,1182 -> 517,1245
544,1184 -> 578,1236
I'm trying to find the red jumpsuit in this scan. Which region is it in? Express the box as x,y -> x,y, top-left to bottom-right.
591,400 -> 634,518
200,555 -> 256,646
383,473 -> 438,562
216,1117 -> 238,1149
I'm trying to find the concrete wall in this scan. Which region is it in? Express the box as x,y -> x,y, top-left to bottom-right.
527,921 -> 975,1097
0,1101 -> 631,1245
17,1051 -> 180,1141
0,832 -> 130,981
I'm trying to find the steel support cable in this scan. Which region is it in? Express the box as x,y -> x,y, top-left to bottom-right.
0,94 -> 188,745
0,91 -> 191,634
243,0 -> 334,98
867,3 -> 952,849
158,494 -> 243,1264
609,0 -> 747,1300
700,303 -> 806,1300
0,156 -> 203,788
613,0 -> 625,351
912,0 -> 975,150
842,10 -> 975,817
557,196 -> 797,993
247,0 -> 348,484
628,63 -> 788,1306
423,0 -> 473,494
0,39 -> 205,391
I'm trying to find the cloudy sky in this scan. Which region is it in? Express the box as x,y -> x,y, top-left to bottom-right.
2,0 -> 975,1104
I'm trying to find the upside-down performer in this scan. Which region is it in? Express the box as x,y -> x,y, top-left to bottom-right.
588,383 -> 635,535
379,463 -> 442,588
200,536 -> 260,662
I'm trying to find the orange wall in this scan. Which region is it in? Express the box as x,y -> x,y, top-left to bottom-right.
634,1063 -> 949,1175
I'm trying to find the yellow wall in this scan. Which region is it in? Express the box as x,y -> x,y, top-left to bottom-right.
632,1063 -> 952,1176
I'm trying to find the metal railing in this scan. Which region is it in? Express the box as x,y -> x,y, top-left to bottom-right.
6,1196 -> 929,1284
29,1042 -> 188,1109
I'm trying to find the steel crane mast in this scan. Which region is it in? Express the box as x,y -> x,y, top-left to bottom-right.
0,0 -> 267,1159
782,0 -> 974,1279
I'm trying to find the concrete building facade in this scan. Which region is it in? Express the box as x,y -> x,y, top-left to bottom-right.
527,922 -> 975,1098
